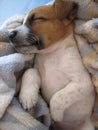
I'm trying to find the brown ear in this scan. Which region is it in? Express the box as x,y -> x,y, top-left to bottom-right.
54,0 -> 78,20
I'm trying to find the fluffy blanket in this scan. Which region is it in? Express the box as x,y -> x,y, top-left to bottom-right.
75,19 -> 98,128
0,15 -> 50,130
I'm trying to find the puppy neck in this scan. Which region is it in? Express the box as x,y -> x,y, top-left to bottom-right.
38,33 -> 74,55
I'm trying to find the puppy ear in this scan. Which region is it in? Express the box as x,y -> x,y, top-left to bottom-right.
54,0 -> 78,20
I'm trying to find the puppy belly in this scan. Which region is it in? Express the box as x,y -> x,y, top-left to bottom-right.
36,35 -> 94,103
40,69 -> 70,102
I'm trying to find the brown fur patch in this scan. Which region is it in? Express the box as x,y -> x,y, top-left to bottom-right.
24,1 -> 78,48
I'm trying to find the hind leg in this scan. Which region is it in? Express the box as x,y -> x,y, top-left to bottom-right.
79,119 -> 94,130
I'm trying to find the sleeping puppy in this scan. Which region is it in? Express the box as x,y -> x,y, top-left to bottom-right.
9,0 -> 95,130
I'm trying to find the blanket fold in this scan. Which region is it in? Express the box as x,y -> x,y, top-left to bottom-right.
0,98 -> 48,130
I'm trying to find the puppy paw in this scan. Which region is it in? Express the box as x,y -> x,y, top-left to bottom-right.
50,93 -> 65,122
19,68 -> 40,110
19,89 -> 38,109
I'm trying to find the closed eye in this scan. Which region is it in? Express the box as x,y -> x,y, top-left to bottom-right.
29,14 -> 48,25
33,17 -> 48,21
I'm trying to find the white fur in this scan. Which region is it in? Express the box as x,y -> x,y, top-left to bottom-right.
19,68 -> 41,109
20,33 -> 95,130
17,25 -> 29,37
37,34 -> 94,129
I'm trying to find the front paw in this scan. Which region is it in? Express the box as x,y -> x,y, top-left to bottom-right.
50,93 -> 65,122
19,89 -> 38,109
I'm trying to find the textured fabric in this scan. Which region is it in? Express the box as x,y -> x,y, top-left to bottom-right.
0,15 -> 50,130
0,98 -> 48,130
75,18 -> 98,128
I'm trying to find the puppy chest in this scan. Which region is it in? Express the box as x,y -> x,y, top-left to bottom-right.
40,61 -> 70,88
38,58 -> 70,101
36,39 -> 86,101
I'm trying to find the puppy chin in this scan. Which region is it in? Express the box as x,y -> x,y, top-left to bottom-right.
14,46 -> 39,54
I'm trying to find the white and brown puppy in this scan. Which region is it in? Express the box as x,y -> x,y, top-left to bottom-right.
9,0 -> 95,130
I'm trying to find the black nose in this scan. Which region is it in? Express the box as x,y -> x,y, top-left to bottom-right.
9,31 -> 17,39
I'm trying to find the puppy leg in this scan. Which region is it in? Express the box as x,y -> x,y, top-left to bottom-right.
79,120 -> 94,130
19,68 -> 41,109
50,81 -> 94,122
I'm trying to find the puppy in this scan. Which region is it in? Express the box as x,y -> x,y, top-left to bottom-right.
9,0 -> 95,130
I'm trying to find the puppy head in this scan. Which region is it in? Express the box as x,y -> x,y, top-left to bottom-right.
9,0 -> 78,54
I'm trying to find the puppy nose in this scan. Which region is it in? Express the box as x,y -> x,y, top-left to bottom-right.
9,31 -> 17,39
